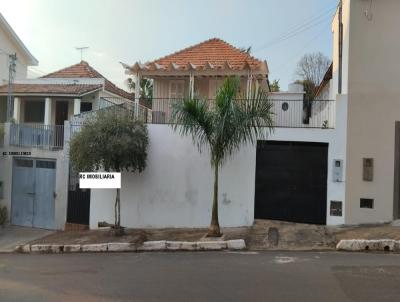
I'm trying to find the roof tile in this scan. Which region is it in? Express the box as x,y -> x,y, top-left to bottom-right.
0,84 -> 103,96
147,38 -> 264,71
43,61 -> 133,100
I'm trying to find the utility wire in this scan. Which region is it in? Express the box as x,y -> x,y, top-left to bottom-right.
253,4 -> 337,53
271,22 -> 332,77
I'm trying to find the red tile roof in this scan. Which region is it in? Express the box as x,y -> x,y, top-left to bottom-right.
0,84 -> 103,96
315,63 -> 333,98
146,38 -> 265,71
43,61 -> 133,100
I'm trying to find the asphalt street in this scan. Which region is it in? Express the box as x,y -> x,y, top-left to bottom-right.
0,251 -> 399,302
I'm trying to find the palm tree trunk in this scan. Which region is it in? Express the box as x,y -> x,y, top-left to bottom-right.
208,164 -> 221,237
116,188 -> 121,228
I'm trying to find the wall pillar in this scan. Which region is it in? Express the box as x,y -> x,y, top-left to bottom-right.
13,97 -> 20,122
134,72 -> 141,118
246,72 -> 252,99
189,72 -> 194,98
73,98 -> 81,116
44,97 -> 52,125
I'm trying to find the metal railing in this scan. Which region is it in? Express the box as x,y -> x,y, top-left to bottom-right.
9,123 -> 64,149
71,97 -> 335,129
147,98 -> 336,128
72,97 -> 152,124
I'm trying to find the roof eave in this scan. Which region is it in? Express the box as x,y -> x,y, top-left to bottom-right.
0,13 -> 38,66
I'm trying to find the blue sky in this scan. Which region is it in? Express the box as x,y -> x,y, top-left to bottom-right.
1,0 -> 338,90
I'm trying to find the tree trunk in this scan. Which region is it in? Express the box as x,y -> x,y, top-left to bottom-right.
115,188 -> 120,228
117,188 -> 121,228
207,164 -> 221,237
114,188 -> 118,228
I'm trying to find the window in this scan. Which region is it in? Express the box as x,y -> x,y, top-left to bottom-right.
15,159 -> 33,168
169,80 -> 185,99
360,198 -> 374,209
36,160 -> 56,169
80,102 -> 93,113
24,101 -> 45,123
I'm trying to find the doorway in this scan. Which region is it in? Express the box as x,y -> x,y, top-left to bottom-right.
255,141 -> 328,225
11,158 -> 56,229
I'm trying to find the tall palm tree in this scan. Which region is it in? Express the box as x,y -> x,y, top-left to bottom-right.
171,76 -> 274,237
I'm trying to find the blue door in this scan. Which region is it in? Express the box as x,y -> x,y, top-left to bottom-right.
11,158 -> 56,229
11,159 -> 35,227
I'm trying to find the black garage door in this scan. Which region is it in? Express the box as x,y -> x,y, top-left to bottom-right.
255,141 -> 328,225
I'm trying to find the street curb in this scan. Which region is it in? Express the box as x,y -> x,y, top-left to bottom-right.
14,239 -> 246,254
336,239 -> 400,252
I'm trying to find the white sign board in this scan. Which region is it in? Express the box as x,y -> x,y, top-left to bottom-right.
79,172 -> 121,189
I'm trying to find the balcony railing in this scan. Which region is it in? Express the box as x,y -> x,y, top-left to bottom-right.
9,123 -> 64,149
146,98 -> 336,128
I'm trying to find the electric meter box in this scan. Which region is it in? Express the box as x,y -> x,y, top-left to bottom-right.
333,159 -> 343,182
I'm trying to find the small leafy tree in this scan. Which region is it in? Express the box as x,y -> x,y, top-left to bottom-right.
270,79 -> 280,92
69,109 -> 149,234
171,77 -> 274,237
127,77 -> 153,107
295,52 -> 331,100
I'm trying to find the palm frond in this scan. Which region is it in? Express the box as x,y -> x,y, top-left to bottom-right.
170,98 -> 214,153
170,76 -> 274,167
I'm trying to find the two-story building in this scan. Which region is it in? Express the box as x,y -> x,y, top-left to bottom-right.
0,61 -> 133,230
88,38 -> 338,230
316,0 -> 400,225
0,12 -> 38,125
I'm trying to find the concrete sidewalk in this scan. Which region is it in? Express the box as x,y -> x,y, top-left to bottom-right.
0,226 -> 53,252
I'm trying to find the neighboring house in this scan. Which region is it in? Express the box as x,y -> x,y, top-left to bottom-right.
0,61 -> 133,230
123,38 -> 270,123
315,63 -> 332,101
0,61 -> 133,135
315,0 -> 400,225
89,38 -> 338,230
0,12 -> 38,122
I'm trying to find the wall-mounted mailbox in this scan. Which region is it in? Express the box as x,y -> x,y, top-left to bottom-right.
360,198 -> 374,209
330,200 -> 342,216
333,159 -> 343,182
363,158 -> 373,181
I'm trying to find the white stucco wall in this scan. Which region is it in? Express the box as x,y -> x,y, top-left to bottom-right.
0,25 -> 30,84
90,124 -> 257,229
90,97 -> 347,228
343,0 -> 400,224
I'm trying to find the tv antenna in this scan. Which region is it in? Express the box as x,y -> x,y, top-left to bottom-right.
75,46 -> 89,61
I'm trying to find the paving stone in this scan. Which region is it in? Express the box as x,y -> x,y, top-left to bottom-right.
31,244 -> 53,253
197,241 -> 227,250
63,244 -> 81,253
336,239 -> 397,251
107,242 -> 136,252
137,241 -> 166,251
81,243 -> 108,252
227,239 -> 246,250
165,241 -> 197,251
14,244 -> 31,253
